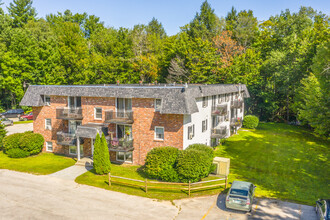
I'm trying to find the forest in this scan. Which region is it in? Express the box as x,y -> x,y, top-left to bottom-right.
0,0 -> 329,136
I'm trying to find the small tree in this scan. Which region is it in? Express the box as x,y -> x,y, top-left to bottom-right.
0,123 -> 7,150
93,133 -> 111,175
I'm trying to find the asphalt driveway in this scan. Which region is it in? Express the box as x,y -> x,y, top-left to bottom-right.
5,121 -> 33,135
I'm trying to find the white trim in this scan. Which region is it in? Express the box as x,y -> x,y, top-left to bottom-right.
46,141 -> 53,152
116,151 -> 133,163
94,107 -> 102,120
45,118 -> 52,130
154,99 -> 162,112
44,95 -> 51,106
69,145 -> 77,155
154,126 -> 164,141
69,145 -> 83,156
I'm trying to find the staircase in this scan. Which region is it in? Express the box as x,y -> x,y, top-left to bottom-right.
75,157 -> 93,168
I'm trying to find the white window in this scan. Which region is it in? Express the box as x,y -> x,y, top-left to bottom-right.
116,152 -> 133,163
202,119 -> 208,132
218,94 -> 224,103
69,146 -> 77,155
46,142 -> 53,152
44,95 -> 51,106
155,99 -> 162,112
94,107 -> 102,120
68,96 -> 81,108
155,126 -> 164,140
188,125 -> 195,140
45,119 -> 52,130
202,97 -> 208,108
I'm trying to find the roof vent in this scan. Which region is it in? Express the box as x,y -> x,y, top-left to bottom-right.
199,86 -> 202,93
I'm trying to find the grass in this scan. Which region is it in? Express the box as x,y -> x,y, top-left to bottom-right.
0,151 -> 76,175
14,120 -> 33,124
76,164 -> 226,200
215,123 -> 329,205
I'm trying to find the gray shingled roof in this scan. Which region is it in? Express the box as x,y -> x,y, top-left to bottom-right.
20,84 -> 249,114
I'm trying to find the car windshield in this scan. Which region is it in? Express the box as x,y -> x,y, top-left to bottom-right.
230,189 -> 248,197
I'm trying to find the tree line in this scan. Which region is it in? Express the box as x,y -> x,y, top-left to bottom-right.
0,0 -> 328,136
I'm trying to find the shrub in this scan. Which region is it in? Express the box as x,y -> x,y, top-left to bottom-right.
3,133 -> 24,152
0,123 -> 7,150
19,133 -> 44,155
243,115 -> 259,129
186,144 -> 215,174
144,146 -> 180,182
93,133 -> 111,175
6,148 -> 30,158
176,149 -> 210,183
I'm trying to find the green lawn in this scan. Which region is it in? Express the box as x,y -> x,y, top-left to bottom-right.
76,164 -> 225,200
215,123 -> 329,205
13,120 -> 33,124
0,151 -> 76,175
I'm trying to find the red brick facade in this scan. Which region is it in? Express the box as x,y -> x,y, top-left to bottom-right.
33,96 -> 183,165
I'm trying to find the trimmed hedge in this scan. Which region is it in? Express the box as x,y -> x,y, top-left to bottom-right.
6,148 -> 30,158
19,133 -> 44,155
3,133 -> 24,152
176,149 -> 210,183
144,146 -> 179,182
243,115 -> 259,129
186,144 -> 215,174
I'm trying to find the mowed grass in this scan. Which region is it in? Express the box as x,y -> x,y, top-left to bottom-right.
215,123 -> 329,205
14,120 -> 33,124
76,164 -> 226,200
0,151 -> 76,175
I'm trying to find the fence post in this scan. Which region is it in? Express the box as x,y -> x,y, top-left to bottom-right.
145,178 -> 148,193
108,172 -> 111,187
225,176 -> 227,189
188,180 -> 191,197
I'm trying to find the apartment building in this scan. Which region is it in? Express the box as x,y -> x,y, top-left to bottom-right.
20,83 -> 249,165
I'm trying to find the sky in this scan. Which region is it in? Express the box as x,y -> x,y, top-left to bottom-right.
1,0 -> 329,35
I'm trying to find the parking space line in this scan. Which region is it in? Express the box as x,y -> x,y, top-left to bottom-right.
201,200 -> 216,220
251,198 -> 260,216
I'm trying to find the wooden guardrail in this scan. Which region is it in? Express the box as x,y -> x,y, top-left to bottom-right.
108,173 -> 227,197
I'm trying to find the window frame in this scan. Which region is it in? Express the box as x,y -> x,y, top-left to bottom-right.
154,99 -> 162,112
45,118 -> 52,130
69,146 -> 77,155
202,119 -> 208,132
94,107 -> 102,120
188,124 -> 195,140
202,97 -> 208,108
154,126 -> 164,141
116,151 -> 133,163
44,95 -> 51,106
46,141 -> 53,152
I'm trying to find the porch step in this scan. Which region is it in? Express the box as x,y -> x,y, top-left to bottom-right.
75,157 -> 93,168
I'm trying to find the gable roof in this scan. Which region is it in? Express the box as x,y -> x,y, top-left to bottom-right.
20,84 -> 249,115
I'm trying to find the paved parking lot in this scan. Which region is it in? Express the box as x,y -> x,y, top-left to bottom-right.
5,119 -> 33,135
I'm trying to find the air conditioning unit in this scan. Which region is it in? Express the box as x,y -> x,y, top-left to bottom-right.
212,157 -> 230,176
189,134 -> 193,139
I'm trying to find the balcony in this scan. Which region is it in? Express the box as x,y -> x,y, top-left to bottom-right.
57,132 -> 77,146
108,137 -> 134,152
231,100 -> 243,109
105,110 -> 134,124
230,118 -> 242,127
212,104 -> 227,116
211,127 -> 228,139
56,107 -> 83,120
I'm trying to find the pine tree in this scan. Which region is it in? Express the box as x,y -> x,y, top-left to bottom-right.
93,133 -> 111,174
7,0 -> 37,27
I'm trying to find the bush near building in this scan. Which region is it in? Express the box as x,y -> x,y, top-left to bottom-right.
0,124 -> 7,150
93,133 -> 111,175
243,115 -> 259,129
144,144 -> 215,183
2,132 -> 44,158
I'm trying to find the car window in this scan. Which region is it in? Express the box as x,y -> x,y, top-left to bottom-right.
230,189 -> 248,197
7,110 -> 13,113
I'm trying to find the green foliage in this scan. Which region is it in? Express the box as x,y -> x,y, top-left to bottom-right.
6,148 -> 29,158
93,133 -> 111,175
3,133 -> 23,152
186,144 -> 214,160
176,149 -> 210,183
243,115 -> 259,129
144,146 -> 179,182
19,133 -> 44,155
0,123 -> 7,149
7,0 -> 37,27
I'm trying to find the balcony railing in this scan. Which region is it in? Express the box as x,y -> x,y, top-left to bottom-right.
212,104 -> 227,116
108,137 -> 134,152
56,107 -> 83,120
57,132 -> 77,146
211,127 -> 228,139
231,100 -> 243,109
230,118 -> 242,127
105,110 -> 134,124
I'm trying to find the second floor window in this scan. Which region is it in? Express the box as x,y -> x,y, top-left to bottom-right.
44,95 -> 51,106
202,97 -> 208,108
202,119 -> 208,132
155,126 -> 164,140
94,107 -> 102,120
155,99 -> 162,112
188,124 -> 195,140
45,119 -> 52,130
68,96 -> 81,109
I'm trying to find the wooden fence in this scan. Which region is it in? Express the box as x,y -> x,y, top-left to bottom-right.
108,173 -> 227,197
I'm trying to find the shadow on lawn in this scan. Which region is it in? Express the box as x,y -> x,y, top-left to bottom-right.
217,123 -> 330,205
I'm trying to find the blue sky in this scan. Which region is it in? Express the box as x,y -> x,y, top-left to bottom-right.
1,0 -> 329,35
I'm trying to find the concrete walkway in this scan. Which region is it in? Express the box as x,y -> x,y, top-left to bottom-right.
48,165 -> 92,180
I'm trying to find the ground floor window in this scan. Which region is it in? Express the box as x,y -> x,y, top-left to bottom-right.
46,141 -> 53,152
116,151 -> 133,163
69,145 -> 83,156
